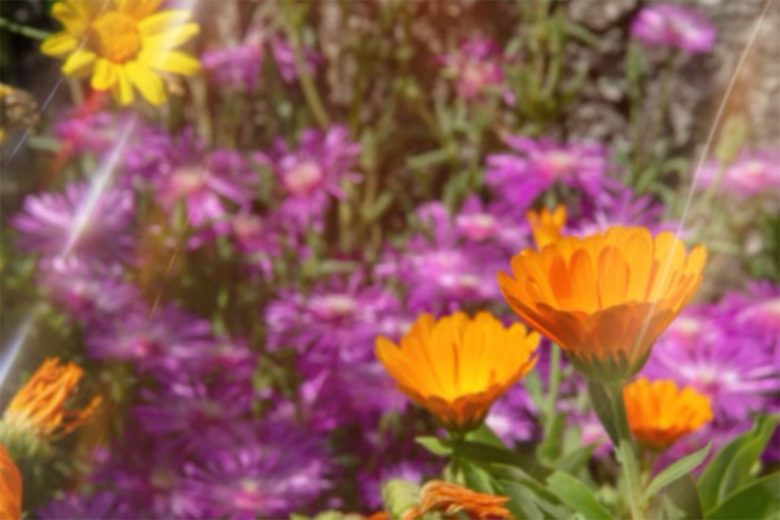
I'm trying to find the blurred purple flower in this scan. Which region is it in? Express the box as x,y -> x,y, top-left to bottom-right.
11,181 -> 135,264
38,492 -> 132,520
38,256 -> 141,324
485,385 -> 539,446
134,375 -> 258,456
455,195 -> 531,253
202,42 -> 263,91
631,4 -> 716,54
698,150 -> 780,198
725,281 -> 780,347
265,273 -> 398,366
185,424 -> 332,519
255,126 -> 360,233
270,37 -> 322,84
486,136 -> 609,210
642,304 -> 779,422
575,183 -> 674,236
439,36 -> 508,102
85,303 -> 214,374
52,110 -> 122,156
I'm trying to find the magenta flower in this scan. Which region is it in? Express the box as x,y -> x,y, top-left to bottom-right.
52,110 -> 122,156
485,386 -> 539,446
698,150 -> 780,198
85,303 -> 214,374
37,256 -> 141,324
575,182 -> 676,236
270,36 -> 322,84
38,492 -> 132,520
439,36 -> 508,102
631,4 -> 716,54
11,181 -> 135,264
486,136 -> 609,210
255,126 -> 360,232
202,42 -> 263,91
729,281 -> 780,346
264,272 -> 398,366
455,195 -> 531,253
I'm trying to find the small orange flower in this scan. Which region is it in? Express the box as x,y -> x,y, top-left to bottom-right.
624,378 -> 713,451
2,358 -> 101,441
0,443 -> 21,520
376,312 -> 538,432
403,481 -> 512,520
498,226 -> 706,382
527,205 -> 566,249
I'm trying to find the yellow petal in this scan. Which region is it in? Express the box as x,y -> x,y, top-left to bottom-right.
41,32 -> 79,57
137,10 -> 192,36
91,58 -> 118,91
140,50 -> 200,76
114,67 -> 135,105
61,49 -> 97,76
125,61 -> 166,106
142,22 -> 199,49
51,1 -> 93,35
116,0 -> 164,19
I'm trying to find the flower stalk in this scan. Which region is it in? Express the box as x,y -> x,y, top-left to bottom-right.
607,382 -> 647,520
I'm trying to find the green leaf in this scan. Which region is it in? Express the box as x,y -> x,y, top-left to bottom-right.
380,478 -> 420,520
698,414 -> 780,510
705,473 -> 780,520
646,443 -> 711,498
461,461 -> 527,520
546,471 -> 614,520
555,443 -> 597,475
453,441 -> 552,481
499,479 -> 546,520
415,436 -> 451,456
662,475 -> 703,520
587,381 -> 619,446
465,423 -> 509,449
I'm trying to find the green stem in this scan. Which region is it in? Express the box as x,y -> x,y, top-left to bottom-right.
544,344 -> 562,433
283,11 -> 330,129
0,17 -> 50,40
608,382 -> 646,520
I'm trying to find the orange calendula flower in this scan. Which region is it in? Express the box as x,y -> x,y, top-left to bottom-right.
527,205 -> 566,249
376,312 -> 538,432
40,0 -> 200,106
498,226 -> 706,382
0,443 -> 22,520
624,378 -> 713,451
403,481 -> 512,520
2,358 -> 101,442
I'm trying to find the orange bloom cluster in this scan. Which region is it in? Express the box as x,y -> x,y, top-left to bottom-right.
498,226 -> 706,382
527,205 -> 566,250
376,312 -> 538,432
403,481 -> 512,520
0,443 -> 21,520
2,358 -> 101,441
624,378 -> 713,451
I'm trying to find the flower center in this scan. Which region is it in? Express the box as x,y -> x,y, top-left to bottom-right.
310,294 -> 357,321
90,12 -> 142,63
283,161 -> 324,196
172,167 -> 207,196
456,213 -> 498,241
543,151 -> 575,177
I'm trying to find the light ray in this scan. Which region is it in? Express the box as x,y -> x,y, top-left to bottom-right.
0,306 -> 40,389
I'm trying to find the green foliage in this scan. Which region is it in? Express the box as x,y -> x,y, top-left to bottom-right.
645,443 -> 711,498
380,479 -> 420,520
705,473 -> 780,520
546,471 -> 614,520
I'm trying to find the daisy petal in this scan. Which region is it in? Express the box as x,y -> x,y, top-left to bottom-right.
137,10 -> 191,36
91,58 -> 118,91
61,49 -> 97,76
115,68 -> 135,105
40,32 -> 78,57
142,23 -> 199,50
141,50 -> 200,76
125,61 -> 166,106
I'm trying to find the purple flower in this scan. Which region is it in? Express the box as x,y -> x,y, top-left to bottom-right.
631,4 -> 716,54
38,492 -> 132,520
202,42 -> 263,91
485,385 -> 539,446
52,110 -> 123,156
642,304 -> 780,422
255,126 -> 360,232
134,375 -> 258,456
89,439 -> 204,519
37,256 -> 141,324
724,281 -> 780,347
574,182 -> 675,236
11,181 -> 135,264
455,195 -> 531,253
698,150 -> 780,198
185,424 -> 332,518
85,303 -> 214,374
270,37 -> 322,84
264,273 -> 398,366
486,136 -> 609,211
439,36 -> 508,102
380,202 -> 505,313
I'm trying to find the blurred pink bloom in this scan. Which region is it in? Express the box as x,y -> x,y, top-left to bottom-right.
698,150 -> 780,198
631,4 -> 716,54
439,36 -> 509,102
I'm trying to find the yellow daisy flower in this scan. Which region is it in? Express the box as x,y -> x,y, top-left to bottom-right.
624,377 -> 713,451
40,0 -> 200,106
376,312 -> 539,433
498,226 -> 706,382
